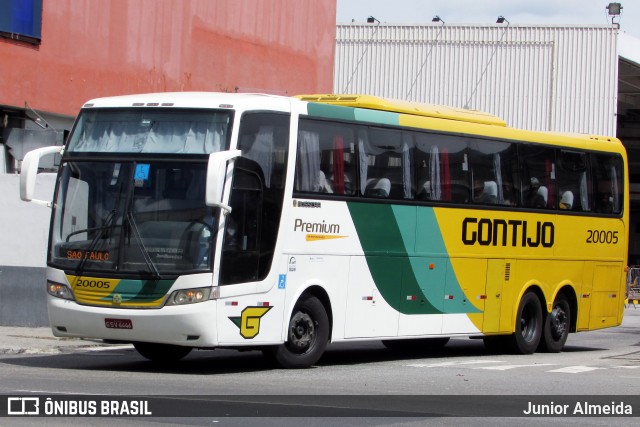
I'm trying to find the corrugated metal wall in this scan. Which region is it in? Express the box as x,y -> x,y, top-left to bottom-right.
335,25 -> 618,135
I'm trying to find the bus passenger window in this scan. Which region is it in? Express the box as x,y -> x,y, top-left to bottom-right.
413,132 -> 468,203
522,145 -> 556,209
557,150 -> 588,212
238,113 -> 290,190
468,138 -> 516,207
591,153 -> 623,214
295,119 -> 357,196
358,127 -> 413,200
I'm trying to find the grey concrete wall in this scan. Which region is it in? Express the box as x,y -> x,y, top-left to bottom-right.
0,266 -> 48,326
0,174 -> 56,326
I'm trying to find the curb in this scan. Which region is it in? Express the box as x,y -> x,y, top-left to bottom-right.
0,343 -> 126,356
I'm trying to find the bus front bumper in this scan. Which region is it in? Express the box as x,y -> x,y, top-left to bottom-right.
47,296 -> 218,347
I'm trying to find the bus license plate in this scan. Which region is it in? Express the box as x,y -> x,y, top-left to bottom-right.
105,318 -> 133,329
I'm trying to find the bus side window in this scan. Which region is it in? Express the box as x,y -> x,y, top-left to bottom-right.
592,153 -> 623,214
468,139 -> 516,206
521,145 -> 556,209
413,132 -> 468,203
557,150 -> 589,212
294,119 -> 357,197
360,127 -> 411,199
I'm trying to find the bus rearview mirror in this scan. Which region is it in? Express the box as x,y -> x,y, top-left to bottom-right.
20,145 -> 64,207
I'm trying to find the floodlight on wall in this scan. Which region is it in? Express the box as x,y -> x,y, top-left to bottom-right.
465,16 -> 510,108
607,2 -> 622,15
606,2 -> 622,27
406,16 -> 446,99
343,17 -> 381,92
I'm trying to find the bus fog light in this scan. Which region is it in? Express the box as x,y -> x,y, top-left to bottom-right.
166,287 -> 212,306
47,281 -> 74,300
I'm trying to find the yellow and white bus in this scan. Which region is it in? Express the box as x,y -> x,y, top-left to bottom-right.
20,92 -> 628,368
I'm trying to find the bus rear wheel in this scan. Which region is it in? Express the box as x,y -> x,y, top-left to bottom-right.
539,294 -> 571,353
508,291 -> 543,354
133,342 -> 192,363
263,296 -> 329,369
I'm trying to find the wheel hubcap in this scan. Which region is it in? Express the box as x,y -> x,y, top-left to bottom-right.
288,312 -> 315,353
549,306 -> 567,340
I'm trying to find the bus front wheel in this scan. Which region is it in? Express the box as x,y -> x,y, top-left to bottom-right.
263,296 -> 329,369
508,291 -> 543,354
539,294 -> 571,353
133,342 -> 192,363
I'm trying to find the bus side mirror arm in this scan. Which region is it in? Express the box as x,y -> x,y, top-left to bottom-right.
206,150 -> 242,214
20,145 -> 64,208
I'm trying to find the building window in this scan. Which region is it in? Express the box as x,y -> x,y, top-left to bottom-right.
0,0 -> 42,45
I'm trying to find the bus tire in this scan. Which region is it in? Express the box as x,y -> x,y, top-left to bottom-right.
133,342 -> 192,363
382,337 -> 450,350
539,294 -> 571,353
263,296 -> 329,369
508,291 -> 543,354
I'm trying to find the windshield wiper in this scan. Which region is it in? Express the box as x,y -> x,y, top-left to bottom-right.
125,211 -> 161,279
66,211 -> 116,242
74,178 -> 126,277
74,209 -> 116,276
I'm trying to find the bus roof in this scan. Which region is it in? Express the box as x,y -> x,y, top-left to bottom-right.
296,94 -> 508,127
81,91 -> 293,112
78,92 -> 622,152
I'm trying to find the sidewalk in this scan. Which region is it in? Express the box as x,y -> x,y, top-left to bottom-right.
0,326 -> 127,355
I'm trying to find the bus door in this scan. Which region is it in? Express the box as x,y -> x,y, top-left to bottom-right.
589,263 -> 623,330
483,259 -> 514,333
576,262 -> 594,331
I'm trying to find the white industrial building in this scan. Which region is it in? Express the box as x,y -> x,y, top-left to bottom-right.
334,23 -> 640,263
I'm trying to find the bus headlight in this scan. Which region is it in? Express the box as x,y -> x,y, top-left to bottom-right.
166,287 -> 212,306
47,281 -> 74,300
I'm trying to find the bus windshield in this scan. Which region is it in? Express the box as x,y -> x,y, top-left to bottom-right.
48,107 -> 233,277
50,159 -> 217,276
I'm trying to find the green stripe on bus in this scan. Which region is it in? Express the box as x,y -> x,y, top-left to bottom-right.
306,103 -> 356,121
306,103 -> 400,126
102,279 -> 175,303
353,108 -> 400,126
347,202 -> 479,314
410,207 -> 479,314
